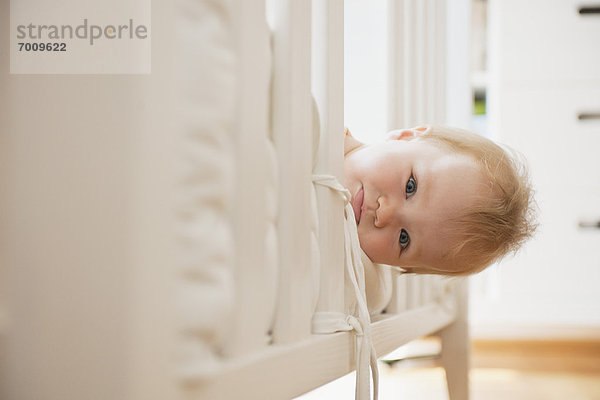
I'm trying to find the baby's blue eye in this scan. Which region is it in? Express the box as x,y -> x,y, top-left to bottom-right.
406,176 -> 417,196
399,229 -> 410,249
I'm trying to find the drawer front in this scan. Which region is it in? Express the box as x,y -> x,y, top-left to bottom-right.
493,0 -> 600,82
496,83 -> 600,192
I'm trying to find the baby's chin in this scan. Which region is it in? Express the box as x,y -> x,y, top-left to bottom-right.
359,245 -> 388,265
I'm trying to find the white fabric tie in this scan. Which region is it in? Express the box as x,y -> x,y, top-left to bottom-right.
312,174 -> 379,400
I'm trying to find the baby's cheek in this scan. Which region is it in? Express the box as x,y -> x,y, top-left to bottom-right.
357,230 -> 390,264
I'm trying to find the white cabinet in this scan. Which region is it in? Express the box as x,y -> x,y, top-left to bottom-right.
472,0 -> 600,338
493,0 -> 600,82
497,84 -> 600,288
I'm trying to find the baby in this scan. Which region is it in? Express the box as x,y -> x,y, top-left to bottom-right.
344,125 -> 537,276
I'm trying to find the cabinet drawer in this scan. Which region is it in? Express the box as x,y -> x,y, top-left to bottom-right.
495,83 -> 600,191
493,0 -> 600,82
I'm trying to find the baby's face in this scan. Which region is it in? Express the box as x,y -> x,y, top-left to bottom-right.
344,136 -> 487,274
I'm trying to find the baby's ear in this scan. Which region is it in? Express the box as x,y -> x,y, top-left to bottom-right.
344,127 -> 365,156
386,125 -> 432,141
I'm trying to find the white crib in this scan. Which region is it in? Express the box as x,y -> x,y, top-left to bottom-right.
0,1 -> 470,399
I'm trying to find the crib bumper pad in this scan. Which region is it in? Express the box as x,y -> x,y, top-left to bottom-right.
312,174 -> 379,400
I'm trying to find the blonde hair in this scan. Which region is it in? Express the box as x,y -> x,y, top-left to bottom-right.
418,126 -> 538,276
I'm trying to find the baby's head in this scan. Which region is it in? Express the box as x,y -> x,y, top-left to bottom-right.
344,125 -> 537,275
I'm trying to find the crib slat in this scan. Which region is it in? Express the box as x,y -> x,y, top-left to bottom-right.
269,0 -> 314,344
311,0 -> 346,317
404,0 -> 417,127
390,0 -> 423,128
434,0 -> 447,124
422,275 -> 432,305
386,274 -> 408,313
406,275 -> 421,310
226,0 -> 274,356
418,276 -> 427,307
415,276 -> 423,308
415,0 -> 426,124
425,0 -> 436,122
388,0 -> 405,128
390,0 -> 449,128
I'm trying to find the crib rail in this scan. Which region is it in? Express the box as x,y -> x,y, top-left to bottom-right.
186,0 -> 470,398
189,302 -> 459,399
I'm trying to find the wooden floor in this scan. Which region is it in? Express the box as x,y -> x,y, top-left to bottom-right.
298,339 -> 600,399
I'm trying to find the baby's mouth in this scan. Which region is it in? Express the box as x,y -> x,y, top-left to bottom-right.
352,187 -> 364,224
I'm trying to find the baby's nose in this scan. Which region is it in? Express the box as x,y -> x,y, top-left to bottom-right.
374,196 -> 397,228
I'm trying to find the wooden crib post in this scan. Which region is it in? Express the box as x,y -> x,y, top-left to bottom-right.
438,279 -> 470,400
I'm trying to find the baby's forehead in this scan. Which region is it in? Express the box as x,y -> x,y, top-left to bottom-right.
424,155 -> 484,199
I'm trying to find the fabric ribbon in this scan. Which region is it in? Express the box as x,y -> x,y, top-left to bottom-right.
312,174 -> 379,400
